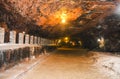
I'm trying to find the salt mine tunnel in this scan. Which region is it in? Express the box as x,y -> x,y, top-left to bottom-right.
0,0 -> 120,79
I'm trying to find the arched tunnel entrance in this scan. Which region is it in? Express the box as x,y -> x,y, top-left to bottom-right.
0,0 -> 120,79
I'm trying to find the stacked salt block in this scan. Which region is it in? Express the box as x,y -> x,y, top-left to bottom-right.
34,36 -> 37,44
40,37 -> 42,44
47,39 -> 50,44
0,27 -> 5,44
43,39 -> 47,45
42,38 -> 46,45
37,37 -> 40,44
36,37 -> 38,44
46,39 -> 49,44
10,31 -> 16,43
30,36 -> 33,44
44,39 -> 49,45
43,38 -> 45,45
25,34 -> 29,44
39,37 -> 41,44
41,38 -> 43,45
18,32 -> 25,44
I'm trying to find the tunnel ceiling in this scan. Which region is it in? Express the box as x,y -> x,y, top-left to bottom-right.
0,0 -> 118,38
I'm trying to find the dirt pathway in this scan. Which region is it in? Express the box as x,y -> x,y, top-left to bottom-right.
20,48 -> 110,79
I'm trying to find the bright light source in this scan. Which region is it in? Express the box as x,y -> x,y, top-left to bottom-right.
78,41 -> 82,46
64,37 -> 69,43
60,12 -> 67,23
61,19 -> 66,23
115,5 -> 120,15
97,38 -> 101,42
64,37 -> 69,40
58,39 -> 61,43
72,42 -> 75,46
97,37 -> 105,48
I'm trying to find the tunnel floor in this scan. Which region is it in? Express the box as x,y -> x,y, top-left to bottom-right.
1,48 -> 120,79
19,48 -> 117,79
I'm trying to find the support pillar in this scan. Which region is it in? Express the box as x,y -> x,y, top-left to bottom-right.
25,34 -> 30,44
38,37 -> 40,44
34,36 -> 37,44
41,38 -> 43,45
10,31 -> 16,43
30,36 -> 33,44
18,32 -> 25,44
0,27 -> 5,43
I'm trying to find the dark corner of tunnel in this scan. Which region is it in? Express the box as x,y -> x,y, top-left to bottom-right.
76,14 -> 120,53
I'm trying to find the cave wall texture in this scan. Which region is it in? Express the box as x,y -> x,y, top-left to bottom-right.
0,0 -> 116,37
77,14 -> 120,52
0,0 -> 119,52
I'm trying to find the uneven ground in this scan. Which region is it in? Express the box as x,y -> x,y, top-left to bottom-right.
0,48 -> 120,79
19,48 -> 120,79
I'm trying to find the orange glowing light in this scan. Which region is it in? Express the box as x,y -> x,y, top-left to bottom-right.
64,37 -> 69,40
60,12 -> 67,23
61,19 -> 66,23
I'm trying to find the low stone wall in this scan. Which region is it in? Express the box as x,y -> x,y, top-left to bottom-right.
0,27 -> 56,70
0,44 -> 41,70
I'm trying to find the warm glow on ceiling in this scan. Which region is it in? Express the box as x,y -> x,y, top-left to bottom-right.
35,7 -> 83,26
60,12 -> 67,24
61,19 -> 66,23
